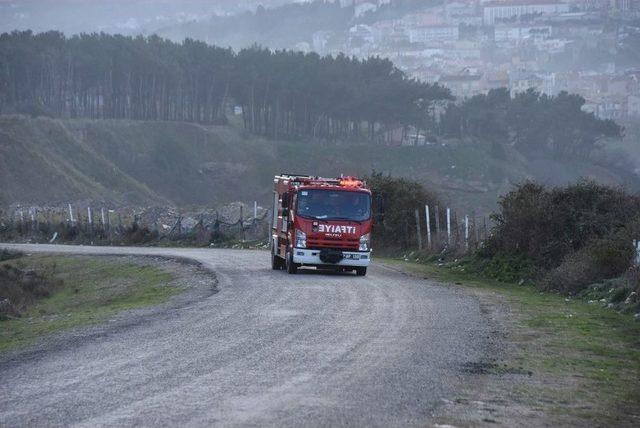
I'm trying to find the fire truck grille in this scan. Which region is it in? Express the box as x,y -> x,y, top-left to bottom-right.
308,237 -> 359,251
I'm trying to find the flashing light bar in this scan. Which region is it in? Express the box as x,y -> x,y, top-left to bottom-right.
339,177 -> 364,187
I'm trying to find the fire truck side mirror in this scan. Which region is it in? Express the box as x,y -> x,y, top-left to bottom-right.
281,192 -> 289,209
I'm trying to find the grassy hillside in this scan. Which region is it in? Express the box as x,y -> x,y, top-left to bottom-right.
0,116 -> 166,207
1,115 -> 637,213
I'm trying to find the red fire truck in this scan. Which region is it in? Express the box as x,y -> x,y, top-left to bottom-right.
271,174 -> 372,276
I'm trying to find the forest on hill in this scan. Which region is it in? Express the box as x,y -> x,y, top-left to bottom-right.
439,88 -> 622,159
0,31 -> 451,142
0,31 -> 621,161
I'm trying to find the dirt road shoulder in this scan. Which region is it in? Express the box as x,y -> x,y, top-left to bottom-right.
381,259 -> 640,427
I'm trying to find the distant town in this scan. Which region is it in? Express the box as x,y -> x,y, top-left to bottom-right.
293,0 -> 640,121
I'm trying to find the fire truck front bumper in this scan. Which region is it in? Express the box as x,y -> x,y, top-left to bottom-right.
292,248 -> 371,267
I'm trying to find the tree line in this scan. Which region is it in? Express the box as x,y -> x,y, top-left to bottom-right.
438,88 -> 622,158
0,30 -> 452,141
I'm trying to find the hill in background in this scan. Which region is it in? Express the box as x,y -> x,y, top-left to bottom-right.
1,115 -> 636,215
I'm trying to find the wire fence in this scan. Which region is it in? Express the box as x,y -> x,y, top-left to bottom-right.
375,205 -> 491,256
1,202 -> 489,255
0,203 -> 271,246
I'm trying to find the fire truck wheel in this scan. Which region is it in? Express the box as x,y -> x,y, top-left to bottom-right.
271,252 -> 284,270
286,251 -> 298,274
355,267 -> 367,276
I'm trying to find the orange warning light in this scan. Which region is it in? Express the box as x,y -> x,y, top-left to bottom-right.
339,177 -> 363,187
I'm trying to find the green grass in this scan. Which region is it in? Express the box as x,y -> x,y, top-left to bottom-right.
0,255 -> 178,353
383,258 -> 640,425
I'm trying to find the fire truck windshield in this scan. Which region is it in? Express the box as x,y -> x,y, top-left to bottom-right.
296,189 -> 371,222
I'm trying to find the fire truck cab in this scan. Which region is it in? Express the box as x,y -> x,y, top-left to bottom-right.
271,174 -> 372,276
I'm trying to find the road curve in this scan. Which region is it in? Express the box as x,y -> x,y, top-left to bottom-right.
0,244 -> 491,427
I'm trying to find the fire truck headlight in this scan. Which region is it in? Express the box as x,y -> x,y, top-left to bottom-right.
295,229 -> 307,248
359,233 -> 371,251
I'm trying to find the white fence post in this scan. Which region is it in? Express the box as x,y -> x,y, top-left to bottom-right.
68,204 -> 75,223
464,215 -> 469,252
446,208 -> 451,246
425,205 -> 431,250
435,205 -> 440,246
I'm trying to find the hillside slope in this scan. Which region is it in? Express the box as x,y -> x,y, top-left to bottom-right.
0,116 -> 167,207
1,116 -> 637,213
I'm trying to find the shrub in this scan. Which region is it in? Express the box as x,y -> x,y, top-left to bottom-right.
0,250 -> 23,262
541,248 -> 600,294
478,180 -> 640,294
484,180 -> 640,270
0,263 -> 63,320
540,237 -> 634,294
587,237 -> 634,278
366,172 -> 442,250
123,222 -> 159,245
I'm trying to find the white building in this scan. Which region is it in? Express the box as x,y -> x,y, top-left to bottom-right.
408,26 -> 459,44
354,2 -> 378,17
483,1 -> 570,25
494,25 -> 552,42
628,95 -> 640,117
349,24 -> 377,44
509,71 -> 557,95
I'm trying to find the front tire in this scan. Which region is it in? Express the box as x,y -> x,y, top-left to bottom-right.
355,267 -> 367,276
286,250 -> 298,274
271,252 -> 284,270
271,241 -> 284,270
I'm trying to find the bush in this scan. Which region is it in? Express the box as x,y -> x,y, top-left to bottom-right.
123,222 -> 159,245
0,250 -> 23,262
540,237 -> 633,294
587,237 -> 634,278
367,172 -> 441,250
478,180 -> 640,294
0,263 -> 63,320
484,181 -> 640,269
541,248 -> 600,294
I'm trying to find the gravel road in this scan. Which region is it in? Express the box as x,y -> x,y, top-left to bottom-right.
0,244 -> 492,427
